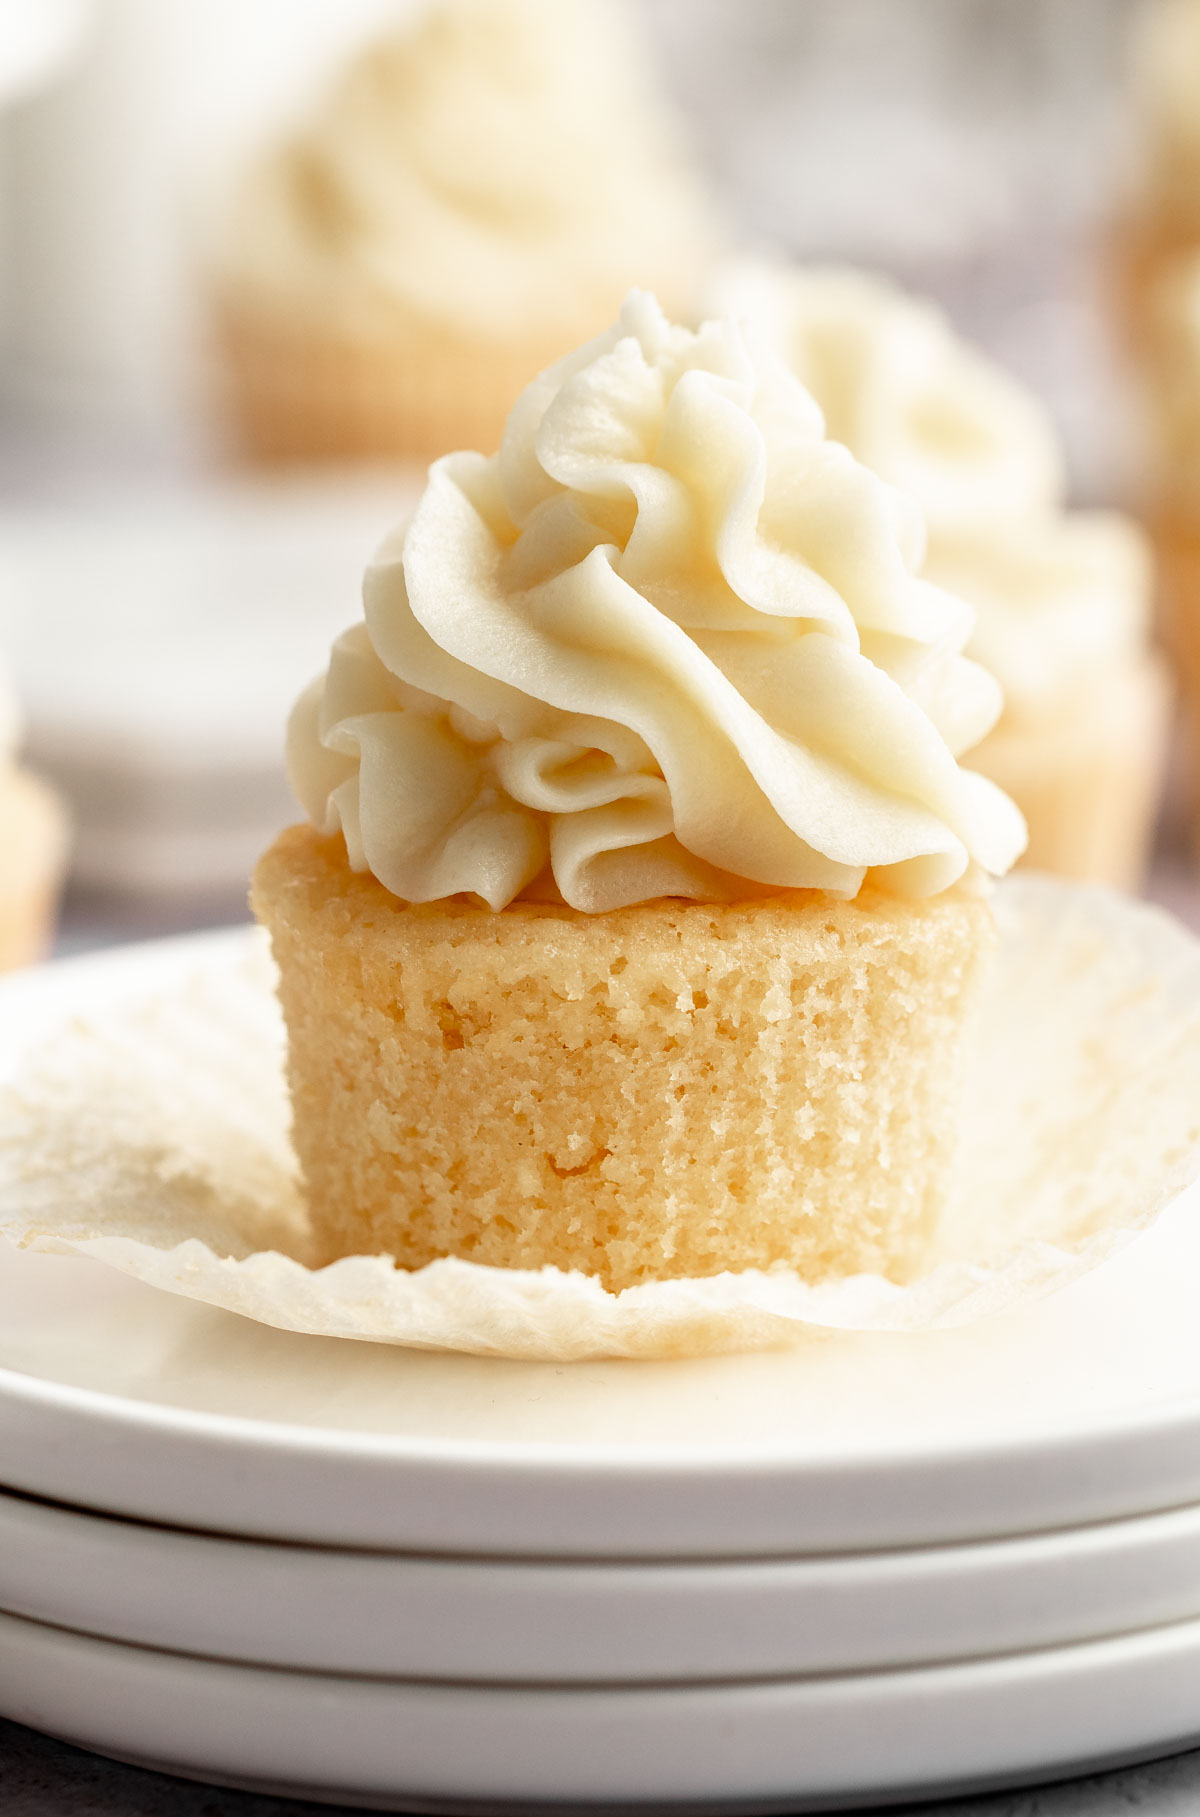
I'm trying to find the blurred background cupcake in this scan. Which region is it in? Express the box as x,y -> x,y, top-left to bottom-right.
208,0 -> 716,465
708,260 -> 1169,888
927,512 -> 1166,888
1117,0 -> 1200,846
1114,0 -> 1200,351
1147,249 -> 1200,730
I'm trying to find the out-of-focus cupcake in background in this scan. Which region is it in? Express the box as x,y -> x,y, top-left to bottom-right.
924,516 -> 1166,890
1116,0 -> 1200,828
1115,0 -> 1200,354
1123,252 -> 1200,713
209,0 -> 715,466
0,659 -> 69,972
707,261 -> 1169,889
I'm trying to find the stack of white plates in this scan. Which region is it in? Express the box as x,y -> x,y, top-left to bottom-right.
6,942 -> 1200,1810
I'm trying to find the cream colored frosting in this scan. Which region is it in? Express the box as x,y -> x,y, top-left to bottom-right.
924,514 -> 1153,727
222,0 -> 712,342
705,261 -> 1063,540
289,293 -> 1024,912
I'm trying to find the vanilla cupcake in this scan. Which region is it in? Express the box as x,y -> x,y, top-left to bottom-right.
1151,263 -> 1200,702
213,0 -> 714,465
1142,248 -> 1200,518
252,293 -> 1023,1291
1114,1 -> 1200,673
0,662 -> 69,971
1131,204 -> 1200,809
707,260 -> 1168,887
1113,0 -> 1200,353
925,516 -> 1168,888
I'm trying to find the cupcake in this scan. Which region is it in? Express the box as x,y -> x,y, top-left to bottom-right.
1152,263 -> 1200,715
0,661 -> 69,972
1115,1 -> 1200,732
925,516 -> 1168,888
1141,249 -> 1200,517
252,293 -> 1024,1291
706,260 -> 1168,887
212,0 -> 714,465
1113,0 -> 1200,356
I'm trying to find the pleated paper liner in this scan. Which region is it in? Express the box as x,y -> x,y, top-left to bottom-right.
3,875 -> 1200,1361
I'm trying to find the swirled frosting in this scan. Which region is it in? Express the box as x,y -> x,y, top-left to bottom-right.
221,0 -> 712,342
289,293 -> 1025,911
705,262 -> 1063,539
924,514 -> 1153,726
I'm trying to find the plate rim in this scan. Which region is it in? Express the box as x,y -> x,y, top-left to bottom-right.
8,1603 -> 1200,1811
10,1476 -> 1200,1681
8,1345 -> 1200,1477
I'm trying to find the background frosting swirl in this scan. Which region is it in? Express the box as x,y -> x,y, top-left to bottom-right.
925,512 -> 1153,726
221,0 -> 712,342
289,292 -> 1025,911
706,261 -> 1064,540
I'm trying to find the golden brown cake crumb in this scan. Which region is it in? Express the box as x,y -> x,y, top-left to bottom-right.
253,825 -> 994,1291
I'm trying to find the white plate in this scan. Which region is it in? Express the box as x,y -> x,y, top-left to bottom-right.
6,1606 -> 1200,1811
6,933 -> 1200,1557
8,1485 -> 1200,1683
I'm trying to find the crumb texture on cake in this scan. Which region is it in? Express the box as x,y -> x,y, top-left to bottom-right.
253,825 -> 993,1292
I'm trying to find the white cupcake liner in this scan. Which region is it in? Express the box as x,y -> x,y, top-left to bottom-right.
2,875 -> 1200,1361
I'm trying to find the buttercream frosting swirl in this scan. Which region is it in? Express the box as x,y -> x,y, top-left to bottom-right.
289,293 -> 1025,911
222,0 -> 712,342
705,261 -> 1063,539
924,514 -> 1153,726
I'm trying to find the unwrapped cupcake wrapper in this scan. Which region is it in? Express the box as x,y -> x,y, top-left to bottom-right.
3,875 -> 1200,1361
213,297 -> 580,465
970,660 -> 1171,891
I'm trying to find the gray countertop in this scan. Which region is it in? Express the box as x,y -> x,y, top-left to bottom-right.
6,1722 -> 1200,1817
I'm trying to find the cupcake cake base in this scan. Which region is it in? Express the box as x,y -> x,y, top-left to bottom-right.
253,824 -> 993,1292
